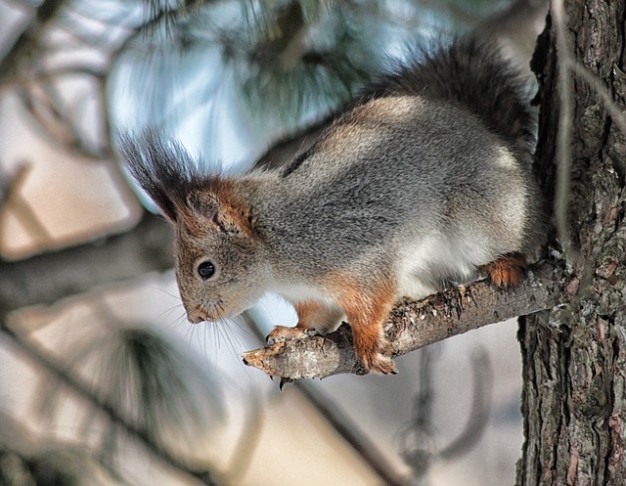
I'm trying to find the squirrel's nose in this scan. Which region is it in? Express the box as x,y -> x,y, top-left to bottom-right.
187,308 -> 208,324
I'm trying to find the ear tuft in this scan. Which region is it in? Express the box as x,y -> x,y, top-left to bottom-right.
116,129 -> 209,224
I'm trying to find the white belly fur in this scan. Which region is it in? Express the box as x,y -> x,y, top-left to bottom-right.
271,231 -> 495,308
396,234 -> 491,300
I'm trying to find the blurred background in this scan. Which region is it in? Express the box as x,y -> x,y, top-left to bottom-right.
0,1 -> 547,484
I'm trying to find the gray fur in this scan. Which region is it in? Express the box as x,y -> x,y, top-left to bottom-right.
118,37 -> 547,372
252,94 -> 544,293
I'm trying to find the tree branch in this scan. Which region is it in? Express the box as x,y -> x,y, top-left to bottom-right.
239,312 -> 408,485
242,260 -> 567,380
0,0 -> 66,84
0,213 -> 173,313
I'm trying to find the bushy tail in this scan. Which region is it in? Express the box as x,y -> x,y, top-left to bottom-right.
363,37 -> 536,159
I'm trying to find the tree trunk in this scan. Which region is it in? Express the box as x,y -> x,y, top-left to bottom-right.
517,1 -> 626,484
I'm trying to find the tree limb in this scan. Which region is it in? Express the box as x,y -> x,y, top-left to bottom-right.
0,0 -> 66,84
0,213 -> 173,314
242,260 -> 568,380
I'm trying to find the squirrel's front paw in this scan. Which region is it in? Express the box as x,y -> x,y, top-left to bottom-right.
266,326 -> 317,344
358,342 -> 398,375
360,352 -> 398,375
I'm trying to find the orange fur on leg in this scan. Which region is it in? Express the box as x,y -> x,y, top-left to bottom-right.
266,300 -> 343,343
330,275 -> 397,374
480,253 -> 527,287
294,301 -> 344,333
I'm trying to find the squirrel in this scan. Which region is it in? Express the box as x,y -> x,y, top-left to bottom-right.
119,37 -> 546,375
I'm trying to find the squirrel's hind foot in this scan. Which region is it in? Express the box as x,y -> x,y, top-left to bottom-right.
480,253 -> 527,287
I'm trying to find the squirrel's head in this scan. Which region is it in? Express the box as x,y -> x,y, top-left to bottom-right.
119,131 -> 270,323
172,185 -> 270,322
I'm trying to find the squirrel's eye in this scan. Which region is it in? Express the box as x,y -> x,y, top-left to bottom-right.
197,261 -> 216,280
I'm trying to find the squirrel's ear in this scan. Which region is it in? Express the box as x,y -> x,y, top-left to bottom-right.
184,190 -> 257,237
183,191 -> 227,234
186,192 -> 219,221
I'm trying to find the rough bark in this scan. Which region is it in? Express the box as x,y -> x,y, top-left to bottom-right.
243,260 -> 566,380
517,1 -> 626,485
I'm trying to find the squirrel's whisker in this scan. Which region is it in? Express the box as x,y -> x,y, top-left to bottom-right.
120,36 -> 546,376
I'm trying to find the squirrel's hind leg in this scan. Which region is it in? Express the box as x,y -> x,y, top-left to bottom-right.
480,253 -> 528,287
332,276 -> 398,375
266,301 -> 343,344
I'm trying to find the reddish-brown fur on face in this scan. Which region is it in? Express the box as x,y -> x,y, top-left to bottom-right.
328,274 -> 397,374
480,253 -> 527,287
212,180 -> 258,238
179,176 -> 259,239
177,205 -> 205,236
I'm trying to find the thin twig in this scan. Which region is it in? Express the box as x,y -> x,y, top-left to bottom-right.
0,321 -> 221,485
18,84 -> 111,161
399,344 -> 439,481
439,349 -> 492,460
0,163 -> 54,244
297,381 -> 409,486
0,66 -> 106,91
0,0 -> 66,84
0,213 -> 173,312
0,409 -> 131,485
399,347 -> 492,480
552,0 -> 576,259
0,164 -> 28,211
570,62 -> 626,137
